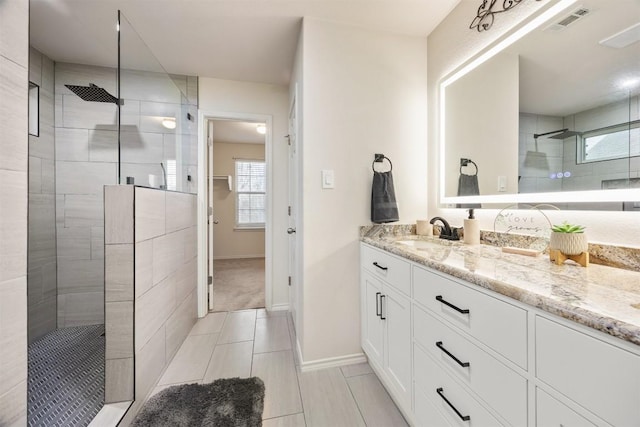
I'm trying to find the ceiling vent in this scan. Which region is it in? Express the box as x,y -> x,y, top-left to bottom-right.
544,7 -> 591,32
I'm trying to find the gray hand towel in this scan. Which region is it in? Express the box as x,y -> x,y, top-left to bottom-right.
371,171 -> 399,223
456,173 -> 481,208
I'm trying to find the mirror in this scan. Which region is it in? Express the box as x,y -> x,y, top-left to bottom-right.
441,0 -> 640,210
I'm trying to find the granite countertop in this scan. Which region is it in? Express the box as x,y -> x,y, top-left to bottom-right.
361,227 -> 640,347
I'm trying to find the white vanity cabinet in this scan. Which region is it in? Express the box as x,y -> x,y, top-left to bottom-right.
360,242 -> 640,427
360,246 -> 412,411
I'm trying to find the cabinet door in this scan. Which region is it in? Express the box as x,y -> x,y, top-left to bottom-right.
361,271 -> 384,366
536,388 -> 597,427
536,316 -> 640,427
383,284 -> 412,405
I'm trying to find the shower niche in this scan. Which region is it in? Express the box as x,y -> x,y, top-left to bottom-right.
27,9 -> 198,426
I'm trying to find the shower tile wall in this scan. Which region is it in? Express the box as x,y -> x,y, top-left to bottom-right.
104,186 -> 197,412
54,62 -> 198,327
0,0 -> 29,423
28,47 -> 57,343
55,62 -> 117,327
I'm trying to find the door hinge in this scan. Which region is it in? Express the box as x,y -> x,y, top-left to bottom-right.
288,276 -> 291,286
208,276 -> 213,285
288,206 -> 291,216
285,134 -> 291,146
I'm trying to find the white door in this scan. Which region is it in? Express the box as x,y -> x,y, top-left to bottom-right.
287,93 -> 299,330
207,120 -> 215,311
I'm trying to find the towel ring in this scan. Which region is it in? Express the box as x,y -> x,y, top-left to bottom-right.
459,158 -> 478,176
372,155 -> 393,172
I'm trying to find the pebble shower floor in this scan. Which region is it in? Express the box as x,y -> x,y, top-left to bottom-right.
28,325 -> 105,427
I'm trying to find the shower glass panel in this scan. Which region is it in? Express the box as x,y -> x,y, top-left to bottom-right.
117,11 -> 198,193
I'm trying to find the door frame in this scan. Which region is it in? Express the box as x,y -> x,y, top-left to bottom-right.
197,110 -> 274,317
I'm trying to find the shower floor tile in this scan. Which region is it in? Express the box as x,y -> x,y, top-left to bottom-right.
28,324 -> 105,427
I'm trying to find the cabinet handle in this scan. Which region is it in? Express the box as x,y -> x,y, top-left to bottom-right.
436,341 -> 470,368
436,387 -> 470,422
435,295 -> 470,314
375,292 -> 381,317
373,262 -> 388,271
380,295 -> 386,320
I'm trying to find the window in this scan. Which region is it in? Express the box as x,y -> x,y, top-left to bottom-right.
235,160 -> 266,228
579,120 -> 640,163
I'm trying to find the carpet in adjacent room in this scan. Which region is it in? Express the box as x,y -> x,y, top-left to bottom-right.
212,258 -> 265,312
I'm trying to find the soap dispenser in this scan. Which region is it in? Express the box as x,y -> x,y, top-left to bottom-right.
464,209 -> 480,245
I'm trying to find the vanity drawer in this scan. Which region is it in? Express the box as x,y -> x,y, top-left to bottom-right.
413,265 -> 528,369
536,388 -> 596,427
414,344 -> 504,427
414,305 -> 527,427
361,244 -> 411,296
536,316 -> 640,427
415,383 -> 453,427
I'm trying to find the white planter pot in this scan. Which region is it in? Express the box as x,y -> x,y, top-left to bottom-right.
549,232 -> 588,255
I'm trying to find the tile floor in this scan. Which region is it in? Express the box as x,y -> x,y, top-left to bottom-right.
148,308 -> 408,427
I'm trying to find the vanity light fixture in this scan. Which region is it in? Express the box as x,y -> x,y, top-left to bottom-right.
256,124 -> 266,135
162,117 -> 176,129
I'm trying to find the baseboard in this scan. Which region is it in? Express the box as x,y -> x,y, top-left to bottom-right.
298,351 -> 367,372
212,255 -> 266,260
270,303 -> 289,312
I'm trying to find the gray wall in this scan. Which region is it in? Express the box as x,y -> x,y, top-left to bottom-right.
28,47 -> 57,343
54,62 -> 198,327
104,186 -> 197,419
0,0 -> 29,424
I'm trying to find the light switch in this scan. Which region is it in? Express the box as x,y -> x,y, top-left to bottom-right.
321,170 -> 335,189
498,175 -> 507,192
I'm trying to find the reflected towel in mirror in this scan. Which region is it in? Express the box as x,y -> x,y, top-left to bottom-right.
456,173 -> 481,208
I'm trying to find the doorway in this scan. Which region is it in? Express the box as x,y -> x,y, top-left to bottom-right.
201,114 -> 273,314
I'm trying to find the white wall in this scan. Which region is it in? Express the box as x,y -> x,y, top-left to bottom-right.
199,78 -> 290,308
298,18 -> 429,362
427,0 -> 640,247
212,142 -> 265,259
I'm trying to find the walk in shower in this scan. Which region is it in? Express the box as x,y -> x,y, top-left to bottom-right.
27,10 -> 198,426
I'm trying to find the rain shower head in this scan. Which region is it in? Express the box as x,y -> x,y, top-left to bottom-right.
533,128 -> 582,140
65,83 -> 120,104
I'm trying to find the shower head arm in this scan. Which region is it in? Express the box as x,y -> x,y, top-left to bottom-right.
533,128 -> 568,139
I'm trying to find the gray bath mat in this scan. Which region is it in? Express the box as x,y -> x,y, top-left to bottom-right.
132,377 -> 265,427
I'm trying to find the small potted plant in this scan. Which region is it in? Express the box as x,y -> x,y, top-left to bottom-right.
549,221 -> 588,255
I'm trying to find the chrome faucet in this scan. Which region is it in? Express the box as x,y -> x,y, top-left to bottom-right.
429,217 -> 460,240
